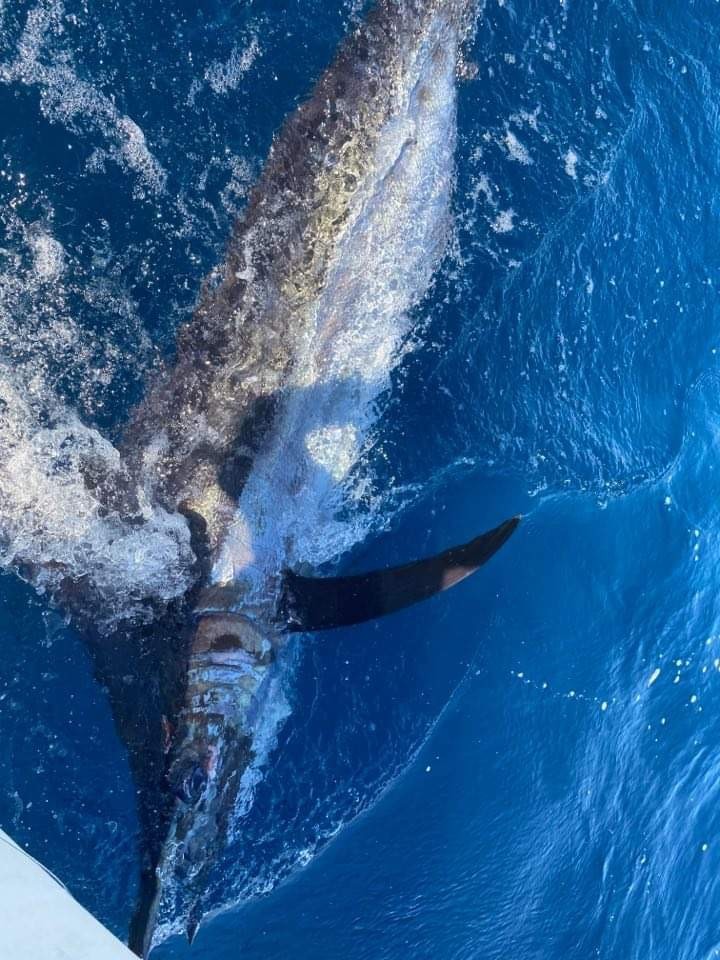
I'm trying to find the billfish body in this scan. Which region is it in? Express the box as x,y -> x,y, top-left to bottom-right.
122,0 -> 474,554
19,2 -> 520,956
124,5 -> 480,950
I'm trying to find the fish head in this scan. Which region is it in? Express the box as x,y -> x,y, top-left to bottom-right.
164,707 -> 254,876
130,613 -> 277,957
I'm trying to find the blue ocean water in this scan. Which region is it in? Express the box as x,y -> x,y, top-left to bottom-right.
2,0 -> 720,957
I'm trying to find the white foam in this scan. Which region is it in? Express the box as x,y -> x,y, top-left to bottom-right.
491,208 -> 515,233
510,105 -> 541,131
564,148 -> 579,179
204,37 -> 260,96
0,368 -> 194,623
503,128 -> 533,165
1,0 -> 166,194
305,424 -> 360,484
28,228 -> 65,280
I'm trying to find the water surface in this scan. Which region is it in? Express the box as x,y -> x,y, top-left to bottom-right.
2,0 -> 720,957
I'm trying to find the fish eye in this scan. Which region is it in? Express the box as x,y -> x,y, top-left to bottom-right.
189,766 -> 207,797
174,763 -> 208,805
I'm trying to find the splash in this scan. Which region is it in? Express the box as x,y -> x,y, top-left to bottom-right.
0,368 -> 194,624
0,0 -> 166,194
0,212 -> 192,622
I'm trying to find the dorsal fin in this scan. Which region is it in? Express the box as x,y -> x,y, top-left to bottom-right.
280,515 -> 520,632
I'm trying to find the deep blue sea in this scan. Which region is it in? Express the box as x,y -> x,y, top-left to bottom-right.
2,0 -> 720,957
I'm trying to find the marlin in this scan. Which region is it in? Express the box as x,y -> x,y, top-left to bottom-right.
13,0 -> 519,954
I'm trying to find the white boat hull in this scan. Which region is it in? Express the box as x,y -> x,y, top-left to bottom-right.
0,829 -> 134,959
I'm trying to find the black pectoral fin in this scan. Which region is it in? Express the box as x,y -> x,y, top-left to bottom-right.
281,515 -> 520,632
